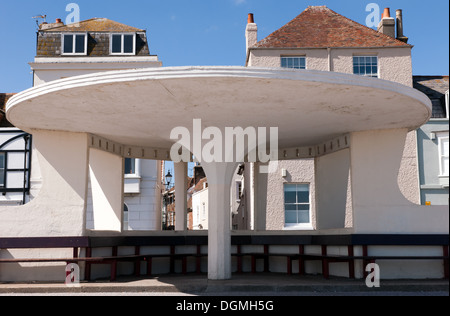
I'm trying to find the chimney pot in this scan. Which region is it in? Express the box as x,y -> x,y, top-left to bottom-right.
56,18 -> 62,23
248,13 -> 255,24
381,8 -> 391,19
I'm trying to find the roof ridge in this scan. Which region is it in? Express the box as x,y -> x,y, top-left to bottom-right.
41,17 -> 144,32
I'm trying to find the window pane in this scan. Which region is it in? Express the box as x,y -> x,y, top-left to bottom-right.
75,35 -> 85,53
124,35 -> 134,53
285,204 -> 297,211
285,211 -> 297,224
281,58 -> 287,68
125,158 -> 136,174
112,35 -> 122,53
64,35 -> 73,53
297,191 -> 309,203
300,58 -> 306,68
297,209 -> 310,223
285,191 -> 296,204
442,157 -> 449,176
442,138 -> 449,156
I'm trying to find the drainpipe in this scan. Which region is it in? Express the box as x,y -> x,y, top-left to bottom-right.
327,48 -> 332,72
22,135 -> 29,205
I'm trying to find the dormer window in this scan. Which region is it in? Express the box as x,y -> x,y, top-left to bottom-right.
62,33 -> 87,55
110,34 -> 136,55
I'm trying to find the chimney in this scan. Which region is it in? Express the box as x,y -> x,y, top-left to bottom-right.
246,13 -> 258,54
39,18 -> 64,30
396,9 -> 409,43
377,8 -> 396,38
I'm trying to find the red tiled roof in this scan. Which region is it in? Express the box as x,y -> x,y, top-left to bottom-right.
254,6 -> 411,49
41,18 -> 144,32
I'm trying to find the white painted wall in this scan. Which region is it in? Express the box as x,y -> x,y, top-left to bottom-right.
192,186 -> 208,230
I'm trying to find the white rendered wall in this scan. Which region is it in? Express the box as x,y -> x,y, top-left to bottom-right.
349,129 -> 448,234
192,187 -> 209,230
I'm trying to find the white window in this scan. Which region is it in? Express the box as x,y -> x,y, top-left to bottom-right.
281,56 -> 306,69
438,132 -> 449,177
353,56 -> 378,78
110,34 -> 136,55
62,33 -> 87,55
284,184 -> 311,229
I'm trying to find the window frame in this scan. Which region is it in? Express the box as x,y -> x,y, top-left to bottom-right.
283,183 -> 313,230
110,33 -> 136,56
437,132 -> 449,177
281,56 -> 307,70
61,33 -> 88,56
353,55 -> 379,78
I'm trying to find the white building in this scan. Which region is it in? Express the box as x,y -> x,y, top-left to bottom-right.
29,18 -> 163,231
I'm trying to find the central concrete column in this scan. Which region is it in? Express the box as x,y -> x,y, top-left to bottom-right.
174,162 -> 188,231
201,162 -> 239,280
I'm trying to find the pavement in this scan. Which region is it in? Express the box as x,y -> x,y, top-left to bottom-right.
0,273 -> 448,296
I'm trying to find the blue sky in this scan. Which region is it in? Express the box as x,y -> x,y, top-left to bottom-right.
0,0 -> 449,93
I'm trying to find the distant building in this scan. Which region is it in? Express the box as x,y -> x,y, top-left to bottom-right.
414,76 -> 449,205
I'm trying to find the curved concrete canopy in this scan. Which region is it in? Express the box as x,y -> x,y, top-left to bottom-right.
7,66 -> 431,150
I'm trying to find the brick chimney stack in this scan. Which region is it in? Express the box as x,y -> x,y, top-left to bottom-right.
396,9 -> 409,43
377,8 -> 396,38
246,13 -> 258,55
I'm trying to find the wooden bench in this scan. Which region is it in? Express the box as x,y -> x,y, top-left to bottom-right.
84,236 -> 208,281
1,234 -> 448,281
231,234 -> 449,279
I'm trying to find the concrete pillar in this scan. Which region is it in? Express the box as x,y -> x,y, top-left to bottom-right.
174,162 -> 187,231
89,148 -> 124,232
253,162 -> 268,231
315,149 -> 350,229
202,162 -> 239,280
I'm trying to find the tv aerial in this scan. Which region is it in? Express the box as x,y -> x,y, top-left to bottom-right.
32,15 -> 47,29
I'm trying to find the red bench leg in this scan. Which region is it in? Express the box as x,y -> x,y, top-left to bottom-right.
135,246 -> 141,277
287,256 -> 292,275
264,245 -> 269,273
348,245 -> 355,279
299,245 -> 305,275
237,245 -> 242,274
444,246 -> 449,279
85,247 -> 92,281
196,245 -> 202,274
321,245 -> 329,279
146,257 -> 152,276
